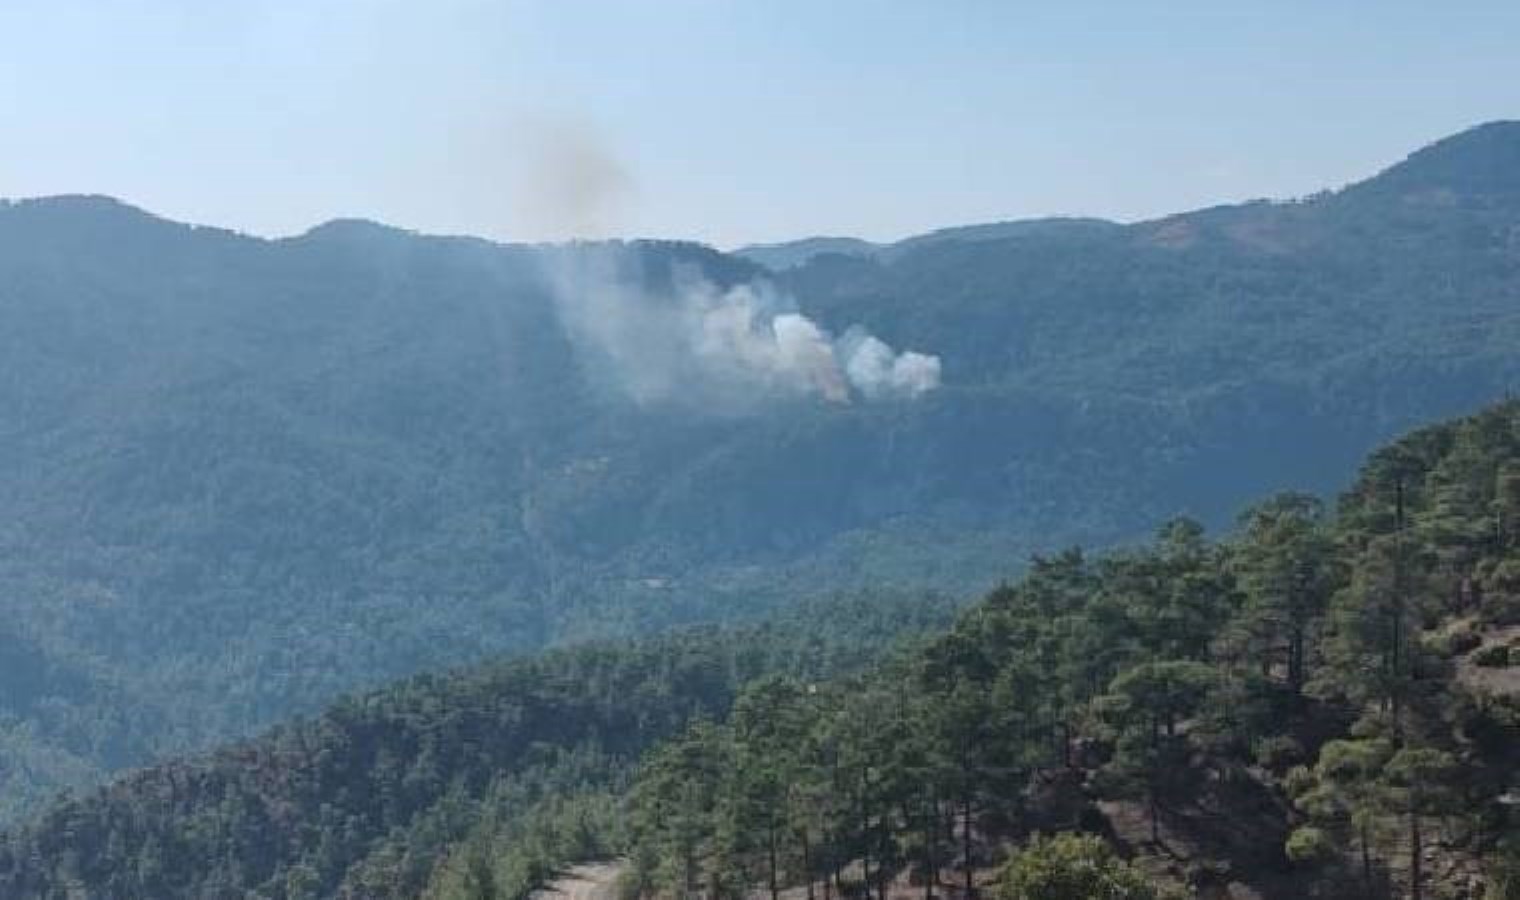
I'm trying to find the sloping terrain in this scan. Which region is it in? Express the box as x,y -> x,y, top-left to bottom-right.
0,593 -> 955,898
11,399 -> 1517,899
2,122 -> 1520,820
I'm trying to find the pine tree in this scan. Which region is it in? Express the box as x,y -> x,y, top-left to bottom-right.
1095,661 -> 1215,845
1287,737 -> 1394,893
1231,493 -> 1337,696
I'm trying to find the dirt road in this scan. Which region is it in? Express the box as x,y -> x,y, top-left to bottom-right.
530,862 -> 626,900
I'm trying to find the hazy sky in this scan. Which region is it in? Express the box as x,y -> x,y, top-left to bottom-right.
3,2 -> 1518,247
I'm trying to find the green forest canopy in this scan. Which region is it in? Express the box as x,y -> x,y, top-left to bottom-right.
5,398 -> 1520,899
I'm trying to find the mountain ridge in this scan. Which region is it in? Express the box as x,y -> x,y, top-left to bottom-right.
1348,118 -> 1520,198
737,119 -> 1520,269
9,119 -> 1518,266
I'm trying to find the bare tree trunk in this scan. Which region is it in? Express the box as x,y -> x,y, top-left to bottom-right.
1148,786 -> 1160,846
862,804 -> 872,900
962,795 -> 974,899
923,796 -> 938,900
1392,478 -> 1407,742
1289,623 -> 1305,695
1360,821 -> 1373,895
769,822 -> 779,900
803,828 -> 815,900
1410,811 -> 1423,900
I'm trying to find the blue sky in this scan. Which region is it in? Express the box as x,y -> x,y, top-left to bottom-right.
2,1 -> 1518,246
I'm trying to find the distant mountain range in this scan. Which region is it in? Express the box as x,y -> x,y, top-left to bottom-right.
1,120 -> 1518,822
735,218 -> 1120,270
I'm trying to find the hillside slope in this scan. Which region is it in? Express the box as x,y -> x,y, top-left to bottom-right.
613,398 -> 1520,900
2,122 -> 1520,820
7,400 -> 1518,899
0,593 -> 956,898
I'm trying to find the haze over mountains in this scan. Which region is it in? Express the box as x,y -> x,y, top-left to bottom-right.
2,121 -> 1519,822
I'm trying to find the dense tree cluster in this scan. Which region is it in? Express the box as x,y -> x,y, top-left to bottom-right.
2,398 -> 1519,900
992,832 -> 1172,900
0,593 -> 956,899
620,401 -> 1520,899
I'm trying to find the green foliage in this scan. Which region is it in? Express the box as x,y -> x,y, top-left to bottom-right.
622,398 -> 1520,900
0,592 -> 951,899
626,718 -> 735,897
993,832 -> 1167,900
1474,643 -> 1513,667
621,520 -> 1237,897
1284,826 -> 1336,864
1486,836 -> 1520,900
1289,736 -> 1394,881
9,395 -> 1520,898
1228,493 -> 1337,693
1096,660 -> 1218,840
423,789 -> 622,900
1253,735 -> 1306,773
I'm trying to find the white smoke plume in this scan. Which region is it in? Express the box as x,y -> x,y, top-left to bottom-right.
839,330 -> 942,400
515,122 -> 940,407
545,245 -> 940,410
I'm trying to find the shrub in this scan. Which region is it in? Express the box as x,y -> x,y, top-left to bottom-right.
1285,826 -> 1336,864
1472,644 -> 1512,668
1254,735 -> 1306,773
994,832 -> 1174,900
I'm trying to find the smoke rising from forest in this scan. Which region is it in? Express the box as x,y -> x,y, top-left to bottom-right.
519,119 -> 939,408
545,246 -> 940,409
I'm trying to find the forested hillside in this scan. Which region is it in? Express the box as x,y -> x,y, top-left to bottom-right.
0,591 -> 957,898
4,122 -> 1520,821
611,398 -> 1520,899
7,388 -> 1519,899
